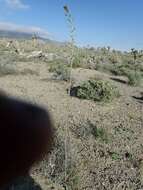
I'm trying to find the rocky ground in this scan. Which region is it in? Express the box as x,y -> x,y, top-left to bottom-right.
0,61 -> 143,190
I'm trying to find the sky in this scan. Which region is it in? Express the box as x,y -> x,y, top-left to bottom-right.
0,0 -> 143,50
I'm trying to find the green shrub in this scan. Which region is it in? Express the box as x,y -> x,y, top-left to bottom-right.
126,71 -> 142,86
49,62 -> 70,81
73,79 -> 119,102
103,64 -> 130,76
92,126 -> 108,142
112,65 -> 129,76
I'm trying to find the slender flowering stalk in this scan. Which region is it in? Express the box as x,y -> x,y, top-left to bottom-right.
63,5 -> 76,190
64,5 -> 76,95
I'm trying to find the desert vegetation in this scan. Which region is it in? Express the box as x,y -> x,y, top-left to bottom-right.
70,79 -> 120,102
0,37 -> 143,190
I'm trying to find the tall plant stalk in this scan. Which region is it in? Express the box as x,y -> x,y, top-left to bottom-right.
63,5 -> 76,190
64,5 -> 76,95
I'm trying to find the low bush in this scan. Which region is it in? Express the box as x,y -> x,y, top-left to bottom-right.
95,63 -> 125,75
71,79 -> 119,102
126,71 -> 142,86
49,62 -> 70,81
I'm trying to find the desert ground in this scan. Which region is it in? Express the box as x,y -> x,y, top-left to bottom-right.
0,39 -> 143,190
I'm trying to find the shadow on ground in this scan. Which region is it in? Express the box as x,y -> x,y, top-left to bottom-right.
69,86 -> 80,97
110,77 -> 127,84
132,95 -> 143,103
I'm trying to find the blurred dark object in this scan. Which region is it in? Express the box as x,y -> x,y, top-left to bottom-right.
0,92 -> 54,188
1,176 -> 42,190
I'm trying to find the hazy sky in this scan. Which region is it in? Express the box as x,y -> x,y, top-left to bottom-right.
0,0 -> 143,50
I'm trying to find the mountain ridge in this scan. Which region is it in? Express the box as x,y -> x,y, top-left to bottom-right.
0,30 -> 63,45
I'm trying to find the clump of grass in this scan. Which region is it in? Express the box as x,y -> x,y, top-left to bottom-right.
72,79 -> 119,102
92,127 -> 108,142
126,71 -> 142,86
0,64 -> 18,76
88,122 -> 109,142
111,152 -> 120,160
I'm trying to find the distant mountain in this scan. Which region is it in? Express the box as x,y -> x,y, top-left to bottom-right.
0,30 -> 63,45
0,30 -> 35,39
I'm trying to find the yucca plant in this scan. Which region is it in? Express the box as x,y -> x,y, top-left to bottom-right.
131,48 -> 138,64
